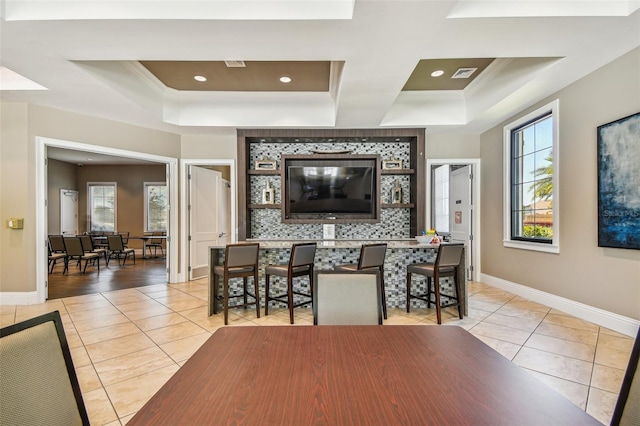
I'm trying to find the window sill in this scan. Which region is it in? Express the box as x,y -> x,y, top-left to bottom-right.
503,240 -> 559,254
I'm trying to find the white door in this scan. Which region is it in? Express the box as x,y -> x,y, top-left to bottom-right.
189,166 -> 224,280
218,179 -> 231,244
449,166 -> 473,280
60,189 -> 78,236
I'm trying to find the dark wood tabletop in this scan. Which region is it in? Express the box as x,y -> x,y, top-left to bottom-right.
127,325 -> 601,425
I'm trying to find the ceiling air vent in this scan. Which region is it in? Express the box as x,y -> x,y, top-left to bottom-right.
451,67 -> 477,79
224,60 -> 246,68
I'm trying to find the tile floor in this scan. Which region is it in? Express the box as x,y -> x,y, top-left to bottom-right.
0,280 -> 634,425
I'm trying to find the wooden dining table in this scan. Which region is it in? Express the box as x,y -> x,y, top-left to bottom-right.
127,325 -> 601,425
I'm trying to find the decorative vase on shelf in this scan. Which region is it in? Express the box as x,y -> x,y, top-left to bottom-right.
262,179 -> 275,204
391,179 -> 402,204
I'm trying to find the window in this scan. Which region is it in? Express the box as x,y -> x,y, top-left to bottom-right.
503,100 -> 559,253
145,182 -> 168,232
88,183 -> 116,232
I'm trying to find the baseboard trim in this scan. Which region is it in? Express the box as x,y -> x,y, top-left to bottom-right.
480,273 -> 639,337
0,291 -> 41,306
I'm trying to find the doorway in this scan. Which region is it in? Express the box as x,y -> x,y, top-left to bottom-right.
427,159 -> 481,281
180,159 -> 236,282
36,137 -> 179,304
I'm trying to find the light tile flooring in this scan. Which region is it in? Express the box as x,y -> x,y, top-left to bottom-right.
0,280 -> 634,425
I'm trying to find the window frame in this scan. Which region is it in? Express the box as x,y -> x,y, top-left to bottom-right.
87,182 -> 117,233
503,99 -> 560,253
144,182 -> 168,232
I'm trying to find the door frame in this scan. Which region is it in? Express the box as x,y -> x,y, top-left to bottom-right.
179,159 -> 236,283
36,136 -> 179,303
426,158 -> 481,282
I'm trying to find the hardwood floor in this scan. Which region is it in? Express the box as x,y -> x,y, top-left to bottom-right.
47,254 -> 167,299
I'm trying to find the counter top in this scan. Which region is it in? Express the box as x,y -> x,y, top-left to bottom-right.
210,239 -> 441,249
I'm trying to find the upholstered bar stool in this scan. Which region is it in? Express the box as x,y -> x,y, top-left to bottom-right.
334,243 -> 388,319
265,242 -> 317,324
212,243 -> 260,325
406,243 -> 464,324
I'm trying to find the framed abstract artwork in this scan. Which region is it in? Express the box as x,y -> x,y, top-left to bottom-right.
597,112 -> 640,249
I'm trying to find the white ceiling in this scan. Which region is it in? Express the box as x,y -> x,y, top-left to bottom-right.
1,0 -> 639,137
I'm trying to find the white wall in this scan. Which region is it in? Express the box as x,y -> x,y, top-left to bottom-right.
480,47 -> 640,320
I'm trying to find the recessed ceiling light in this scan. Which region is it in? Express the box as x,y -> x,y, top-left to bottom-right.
194,75 -> 207,82
430,70 -> 445,77
279,76 -> 292,83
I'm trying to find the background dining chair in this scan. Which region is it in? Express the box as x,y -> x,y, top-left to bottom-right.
406,243 -> 464,324
118,231 -> 130,248
63,237 -> 100,274
212,243 -> 260,325
78,234 -> 108,263
334,243 -> 388,319
48,243 -> 67,274
107,234 -> 136,266
48,234 -> 66,254
610,326 -> 640,426
264,242 -> 316,324
146,231 -> 165,258
313,270 -> 382,325
90,231 -> 109,250
0,310 -> 90,426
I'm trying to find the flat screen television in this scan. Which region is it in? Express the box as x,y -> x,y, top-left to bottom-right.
282,155 -> 380,223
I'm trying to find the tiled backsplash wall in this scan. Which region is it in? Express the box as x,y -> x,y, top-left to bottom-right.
249,141 -> 414,240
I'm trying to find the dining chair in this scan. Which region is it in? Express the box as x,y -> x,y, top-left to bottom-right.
313,270 -> 382,325
212,243 -> 260,325
406,243 -> 464,324
610,326 -> 640,426
48,243 -> 67,274
78,234 -> 108,263
63,237 -> 100,274
264,242 -> 317,324
107,234 -> 136,266
146,231 -> 165,258
334,243 -> 388,319
118,231 -> 130,248
48,234 -> 66,253
0,310 -> 90,426
91,231 -> 109,249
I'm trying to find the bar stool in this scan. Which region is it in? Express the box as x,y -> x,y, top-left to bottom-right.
334,243 -> 388,319
265,242 -> 317,324
406,243 -> 464,324
212,243 -> 260,325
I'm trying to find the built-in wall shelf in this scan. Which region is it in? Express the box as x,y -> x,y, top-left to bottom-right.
381,169 -> 414,175
248,203 -> 281,209
248,169 -> 280,175
382,203 -> 415,208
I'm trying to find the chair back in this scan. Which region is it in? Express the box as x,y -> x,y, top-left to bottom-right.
313,270 -> 382,325
150,231 -> 164,244
225,243 -> 259,269
64,237 -> 84,257
290,242 -> 317,268
435,243 -> 464,268
0,311 -> 89,425
611,327 -> 640,426
118,231 -> 130,245
49,235 -> 65,252
78,235 -> 94,252
107,234 -> 125,251
358,243 -> 387,270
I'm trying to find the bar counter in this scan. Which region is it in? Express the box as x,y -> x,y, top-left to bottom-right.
209,239 -> 466,317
